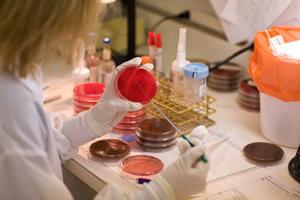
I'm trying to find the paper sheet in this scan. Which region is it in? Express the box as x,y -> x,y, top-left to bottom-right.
196,168 -> 300,200
210,0 -> 292,43
79,128 -> 255,182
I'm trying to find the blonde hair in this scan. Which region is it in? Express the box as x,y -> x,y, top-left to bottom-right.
0,0 -> 100,77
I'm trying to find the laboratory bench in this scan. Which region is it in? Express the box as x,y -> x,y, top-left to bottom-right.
44,76 -> 299,200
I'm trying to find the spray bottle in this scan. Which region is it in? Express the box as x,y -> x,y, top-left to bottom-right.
171,28 -> 190,94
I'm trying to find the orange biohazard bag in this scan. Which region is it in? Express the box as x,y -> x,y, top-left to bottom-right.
249,26 -> 300,102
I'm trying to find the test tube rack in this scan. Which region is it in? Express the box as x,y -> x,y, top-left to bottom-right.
146,76 -> 216,134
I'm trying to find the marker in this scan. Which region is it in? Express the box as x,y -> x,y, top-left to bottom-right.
154,33 -> 162,75
148,31 -> 156,61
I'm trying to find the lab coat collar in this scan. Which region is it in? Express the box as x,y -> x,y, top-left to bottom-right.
19,65 -> 44,104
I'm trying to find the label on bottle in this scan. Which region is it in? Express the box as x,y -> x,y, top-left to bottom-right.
199,83 -> 206,98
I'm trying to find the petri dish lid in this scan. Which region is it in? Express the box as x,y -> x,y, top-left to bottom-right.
238,88 -> 260,99
137,118 -> 175,137
115,66 -> 157,104
121,155 -> 164,176
136,137 -> 177,148
239,78 -> 259,95
74,82 -> 105,99
183,63 -> 209,79
207,81 -> 238,91
136,130 -> 177,142
243,142 -> 284,163
211,63 -> 242,77
112,128 -> 136,135
89,139 -> 130,159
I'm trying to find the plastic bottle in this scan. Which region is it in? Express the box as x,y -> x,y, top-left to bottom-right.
183,63 -> 209,103
99,37 -> 116,85
85,32 -> 100,82
72,38 -> 89,85
171,28 -> 190,95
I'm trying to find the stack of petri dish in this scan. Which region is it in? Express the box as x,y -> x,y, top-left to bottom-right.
73,82 -> 105,114
208,63 -> 243,91
237,78 -> 260,112
113,108 -> 146,134
136,118 -> 177,151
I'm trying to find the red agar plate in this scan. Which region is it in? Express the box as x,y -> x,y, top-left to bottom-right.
121,155 -> 164,176
115,66 -> 157,104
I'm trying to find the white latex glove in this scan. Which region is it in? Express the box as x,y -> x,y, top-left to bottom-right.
85,57 -> 153,135
160,141 -> 209,200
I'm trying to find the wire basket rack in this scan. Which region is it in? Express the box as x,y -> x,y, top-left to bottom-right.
146,77 -> 216,134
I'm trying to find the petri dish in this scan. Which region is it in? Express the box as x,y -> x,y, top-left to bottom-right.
73,95 -> 100,104
74,106 -> 87,114
136,137 -> 177,148
137,118 -> 175,137
112,128 -> 136,135
207,82 -> 238,91
114,122 -> 137,129
121,155 -> 164,176
74,101 -> 95,109
210,63 -> 242,78
243,142 -> 284,163
74,82 -> 105,99
239,78 -> 259,94
89,139 -> 130,159
115,66 -> 157,104
238,89 -> 260,99
136,130 -> 177,142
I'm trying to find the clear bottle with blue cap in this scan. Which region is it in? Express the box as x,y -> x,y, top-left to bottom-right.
183,63 -> 209,103
99,37 -> 115,85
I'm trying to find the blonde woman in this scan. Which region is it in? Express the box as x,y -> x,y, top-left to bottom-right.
0,1 -> 209,199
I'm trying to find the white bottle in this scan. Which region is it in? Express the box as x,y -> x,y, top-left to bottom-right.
72,38 -> 89,85
171,28 -> 190,95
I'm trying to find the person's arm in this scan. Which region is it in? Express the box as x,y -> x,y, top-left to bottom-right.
53,57 -> 149,160
0,149 -> 73,200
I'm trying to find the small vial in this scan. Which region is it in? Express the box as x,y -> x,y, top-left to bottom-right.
99,37 -> 115,85
85,32 -> 100,82
72,38 -> 90,85
183,63 -> 209,103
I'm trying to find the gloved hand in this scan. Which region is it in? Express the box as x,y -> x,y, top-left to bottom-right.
85,57 -> 153,135
160,140 -> 209,200
95,132 -> 209,200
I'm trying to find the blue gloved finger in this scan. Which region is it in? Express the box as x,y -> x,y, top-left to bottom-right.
116,57 -> 142,73
140,63 -> 154,71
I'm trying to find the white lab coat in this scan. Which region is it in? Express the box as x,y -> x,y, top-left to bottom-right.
0,72 -> 152,200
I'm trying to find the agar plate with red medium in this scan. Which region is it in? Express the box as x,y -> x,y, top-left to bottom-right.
73,82 -> 105,114
89,139 -> 130,159
121,155 -> 164,176
115,66 -> 157,104
113,108 -> 146,135
237,78 -> 260,112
